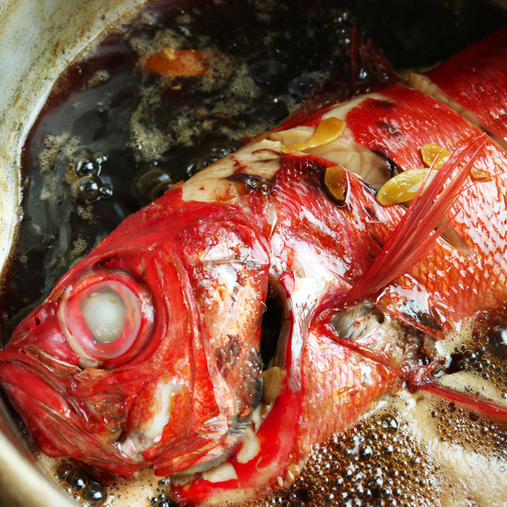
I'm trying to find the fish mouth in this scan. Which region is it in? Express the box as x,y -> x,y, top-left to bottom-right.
176,400 -> 262,476
0,344 -> 265,477
0,349 -> 140,475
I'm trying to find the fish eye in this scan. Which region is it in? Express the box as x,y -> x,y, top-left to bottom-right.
80,287 -> 128,344
59,269 -> 154,368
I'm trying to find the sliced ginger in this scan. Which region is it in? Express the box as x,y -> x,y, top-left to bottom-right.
421,142 -> 489,180
421,143 -> 451,170
377,142 -> 490,206
324,165 -> 348,201
376,169 -> 437,206
281,117 -> 346,154
141,48 -> 211,77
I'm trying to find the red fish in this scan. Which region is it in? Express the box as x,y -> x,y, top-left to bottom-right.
2,26 -> 507,506
409,25 -> 507,151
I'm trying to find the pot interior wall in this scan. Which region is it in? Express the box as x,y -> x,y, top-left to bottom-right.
0,0 -> 143,505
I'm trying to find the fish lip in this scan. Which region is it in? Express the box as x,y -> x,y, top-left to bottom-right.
0,349 -> 141,473
0,349 -> 87,447
0,348 -> 87,420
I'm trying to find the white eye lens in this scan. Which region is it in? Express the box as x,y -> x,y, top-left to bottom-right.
80,289 -> 127,344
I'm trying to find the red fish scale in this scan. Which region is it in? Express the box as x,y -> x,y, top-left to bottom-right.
266,154 -> 404,288
425,26 -> 507,148
344,84 -> 507,332
346,85 -> 479,171
421,171 -> 507,316
297,326 -> 397,457
377,220 -> 507,334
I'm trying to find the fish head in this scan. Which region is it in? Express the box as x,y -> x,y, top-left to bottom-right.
0,189 -> 270,475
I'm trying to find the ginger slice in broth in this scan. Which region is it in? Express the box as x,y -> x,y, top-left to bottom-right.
141,48 -> 212,77
376,168 -> 437,206
421,143 -> 452,169
281,117 -> 346,153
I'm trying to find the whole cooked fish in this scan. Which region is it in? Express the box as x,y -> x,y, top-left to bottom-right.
2,26 -> 507,506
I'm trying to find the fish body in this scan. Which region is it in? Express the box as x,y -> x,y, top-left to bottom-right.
409,25 -> 507,151
2,26 -> 507,505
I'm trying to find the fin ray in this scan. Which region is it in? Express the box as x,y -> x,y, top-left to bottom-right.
340,134 -> 488,309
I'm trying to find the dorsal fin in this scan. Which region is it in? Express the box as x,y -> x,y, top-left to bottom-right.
348,27 -> 398,96
271,28 -> 398,133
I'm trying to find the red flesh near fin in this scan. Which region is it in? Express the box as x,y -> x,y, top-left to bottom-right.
343,82 -> 507,333
425,25 -> 507,149
339,135 -> 488,310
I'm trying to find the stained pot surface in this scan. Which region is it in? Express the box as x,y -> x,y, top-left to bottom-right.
0,1 -> 144,505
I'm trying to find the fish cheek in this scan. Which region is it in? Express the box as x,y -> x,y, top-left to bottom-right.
123,374 -> 190,452
191,261 -> 267,417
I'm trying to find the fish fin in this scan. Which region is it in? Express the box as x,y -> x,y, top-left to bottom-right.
439,221 -> 475,255
349,27 -> 398,96
272,28 -> 398,132
318,322 -> 406,376
408,365 -> 507,419
340,134 -> 488,310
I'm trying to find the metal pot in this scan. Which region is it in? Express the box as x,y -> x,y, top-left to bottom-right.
0,2 -> 143,505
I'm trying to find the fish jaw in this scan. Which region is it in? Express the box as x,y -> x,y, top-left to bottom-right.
0,342 -> 150,473
173,320 -> 400,506
173,384 -> 302,506
0,189 -> 271,476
